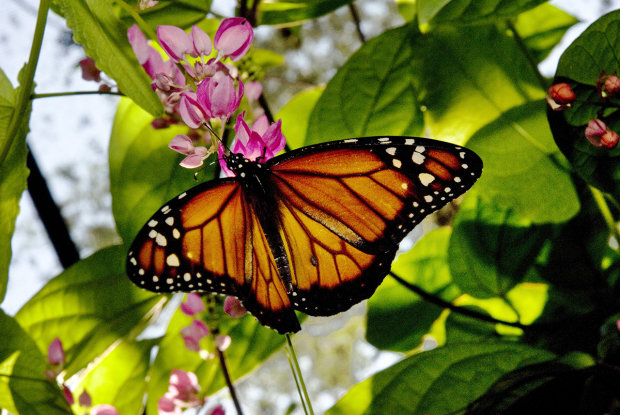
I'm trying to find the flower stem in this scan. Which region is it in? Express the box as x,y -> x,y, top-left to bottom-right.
32,90 -> 123,99
216,346 -> 245,415
115,0 -> 157,40
285,333 -> 315,415
0,0 -> 50,169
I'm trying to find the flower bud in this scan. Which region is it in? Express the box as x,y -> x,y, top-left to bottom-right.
157,25 -> 192,62
178,93 -> 210,128
47,338 -> 65,366
190,25 -> 212,58
546,83 -> 575,111
214,17 -> 254,61
224,296 -> 247,317
197,71 -> 243,121
180,293 -> 205,315
605,74 -> 620,97
601,129 -> 619,149
180,319 -> 209,352
215,334 -> 231,351
78,390 -> 92,407
79,57 -> 101,82
91,404 -> 120,415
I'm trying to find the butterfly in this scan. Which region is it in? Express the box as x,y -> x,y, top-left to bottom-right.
126,136 -> 482,333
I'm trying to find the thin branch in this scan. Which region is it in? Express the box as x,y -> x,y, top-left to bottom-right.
216,346 -> 244,415
27,146 -> 80,268
32,90 -> 123,99
389,272 -> 527,330
348,3 -> 366,43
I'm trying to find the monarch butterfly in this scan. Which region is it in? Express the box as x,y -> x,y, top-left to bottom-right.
127,136 -> 482,333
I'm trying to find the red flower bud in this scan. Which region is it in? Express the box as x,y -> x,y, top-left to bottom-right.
548,83 -> 575,105
604,74 -> 620,97
601,129 -> 619,149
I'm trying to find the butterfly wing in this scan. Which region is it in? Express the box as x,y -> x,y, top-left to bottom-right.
126,179 -> 301,332
267,136 -> 482,316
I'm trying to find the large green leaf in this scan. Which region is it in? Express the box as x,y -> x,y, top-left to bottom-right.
15,246 -> 164,377
326,342 -> 554,415
109,98 -> 208,245
556,10 -> 620,85
306,24 -> 424,145
74,339 -> 156,415
417,0 -> 545,29
54,0 -> 162,116
146,302 -> 287,414
513,4 -> 579,63
0,68 -> 29,303
548,10 -> 620,199
366,228 -> 460,352
0,310 -> 71,415
467,100 -> 579,223
257,0 -> 355,25
276,86 -> 323,149
448,196 -> 550,299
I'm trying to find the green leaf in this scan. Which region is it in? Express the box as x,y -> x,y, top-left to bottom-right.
146,304 -> 286,414
366,228 -> 460,352
326,342 -> 555,415
0,69 -> 29,303
556,9 -> 620,85
0,310 -> 71,415
467,100 -> 579,223
54,0 -> 163,116
74,338 -> 156,415
15,246 -> 164,377
417,0 -> 545,29
276,87 -> 323,149
120,0 -> 211,29
257,0 -> 355,25
448,196 -> 550,299
513,3 -> 579,63
306,25 -> 424,145
547,10 -> 620,199
109,98 -> 208,245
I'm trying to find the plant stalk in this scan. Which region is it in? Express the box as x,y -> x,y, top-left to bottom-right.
285,333 -> 315,415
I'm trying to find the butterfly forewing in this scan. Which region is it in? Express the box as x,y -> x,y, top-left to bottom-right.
127,136 -> 482,334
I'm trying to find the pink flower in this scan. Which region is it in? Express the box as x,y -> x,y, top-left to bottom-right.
180,319 -> 209,351
168,369 -> 202,405
47,338 -> 65,366
181,293 -> 205,315
158,393 -> 181,415
169,135 -> 210,168
79,389 -> 92,407
128,25 -> 150,64
158,25 -> 193,62
215,335 -> 231,351
197,71 -> 244,121
585,118 -> 619,148
218,112 -> 286,175
207,404 -> 226,415
178,92 -> 210,128
63,385 -> 74,405
190,25 -> 212,58
169,134 -> 195,154
605,74 -> 620,97
214,18 -> 253,61
138,0 -> 159,9
223,296 -> 247,318
245,81 -> 262,101
79,57 -> 101,82
91,404 -> 120,415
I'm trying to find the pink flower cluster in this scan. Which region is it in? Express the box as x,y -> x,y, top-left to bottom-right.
179,293 -> 234,353
128,19 -> 286,169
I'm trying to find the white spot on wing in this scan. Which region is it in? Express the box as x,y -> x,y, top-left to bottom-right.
166,254 -> 180,267
172,228 -> 181,239
148,219 -> 158,227
405,138 -> 415,145
385,147 -> 397,156
419,173 -> 435,186
412,152 -> 425,165
155,233 -> 167,246
392,159 -> 402,168
178,192 -> 187,199
165,217 -> 174,226
424,195 -> 433,203
379,137 -> 390,142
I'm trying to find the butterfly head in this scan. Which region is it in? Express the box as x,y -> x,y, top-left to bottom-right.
223,152 -> 264,179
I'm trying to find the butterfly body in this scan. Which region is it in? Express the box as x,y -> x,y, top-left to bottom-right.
127,136 -> 482,333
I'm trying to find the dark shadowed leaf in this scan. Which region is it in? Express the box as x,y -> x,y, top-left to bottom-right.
120,0 -> 211,29
366,228 -> 460,352
326,342 -> 554,415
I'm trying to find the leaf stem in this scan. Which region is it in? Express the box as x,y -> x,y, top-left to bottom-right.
506,18 -> 548,90
285,333 -> 315,415
114,0 -> 157,40
389,272 -> 527,330
32,90 -> 123,99
216,346 -> 245,415
589,186 -> 620,254
0,0 -> 50,169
